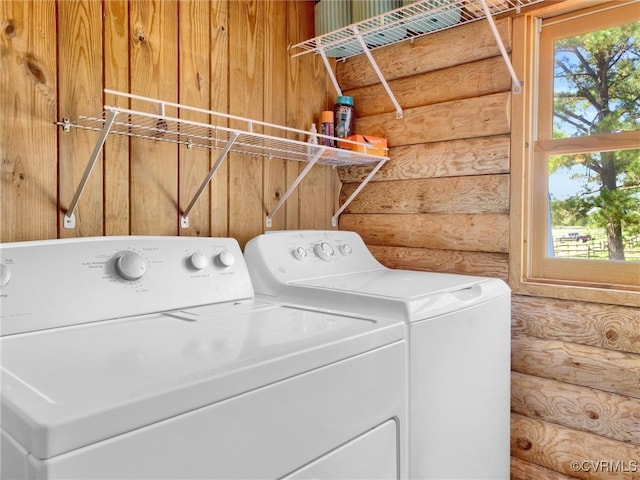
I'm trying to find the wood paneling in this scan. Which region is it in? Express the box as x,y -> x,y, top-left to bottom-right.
1,1 -> 58,241
228,0 -> 264,248
104,1 -> 131,235
1,0 -> 333,243
58,1 -> 103,237
130,0 -> 179,235
178,0 -> 211,237
209,0 -> 229,237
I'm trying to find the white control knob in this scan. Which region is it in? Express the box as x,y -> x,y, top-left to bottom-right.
115,251 -> 147,280
0,264 -> 10,287
339,244 -> 353,256
292,247 -> 308,261
314,242 -> 335,261
216,249 -> 235,268
189,251 -> 209,270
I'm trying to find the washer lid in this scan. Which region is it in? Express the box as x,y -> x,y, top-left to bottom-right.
289,270 -> 510,322
1,300 -> 403,460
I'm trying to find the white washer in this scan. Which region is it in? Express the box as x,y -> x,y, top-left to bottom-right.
244,230 -> 511,480
0,236 -> 406,480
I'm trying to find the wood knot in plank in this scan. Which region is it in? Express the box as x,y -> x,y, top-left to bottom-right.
605,329 -> 618,343
585,410 -> 599,420
4,20 -> 16,37
515,437 -> 533,451
133,24 -> 147,43
18,53 -> 46,85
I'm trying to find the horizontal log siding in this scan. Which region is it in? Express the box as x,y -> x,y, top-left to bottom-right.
337,17 -> 513,279
512,294 -> 640,478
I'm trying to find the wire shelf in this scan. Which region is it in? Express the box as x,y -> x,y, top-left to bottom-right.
58,90 -> 388,229
65,110 -> 385,168
291,0 -> 545,60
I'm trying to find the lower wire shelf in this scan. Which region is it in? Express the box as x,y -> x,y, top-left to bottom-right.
58,89 -> 388,229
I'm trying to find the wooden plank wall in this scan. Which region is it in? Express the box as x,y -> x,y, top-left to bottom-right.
0,0 -> 337,247
335,15 -> 640,480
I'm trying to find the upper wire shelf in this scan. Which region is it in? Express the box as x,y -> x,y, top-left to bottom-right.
58,89 -> 387,229
291,0 -> 545,60
291,0 -> 546,119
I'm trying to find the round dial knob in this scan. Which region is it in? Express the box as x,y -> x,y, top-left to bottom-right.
115,251 -> 147,280
216,249 -> 235,268
339,244 -> 353,256
292,246 -> 308,261
0,264 -> 11,287
189,251 -> 209,270
314,242 -> 335,261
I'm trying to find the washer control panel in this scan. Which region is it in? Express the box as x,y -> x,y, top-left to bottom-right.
0,236 -> 252,335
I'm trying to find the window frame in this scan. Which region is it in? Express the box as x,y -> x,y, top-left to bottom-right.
510,0 -> 640,307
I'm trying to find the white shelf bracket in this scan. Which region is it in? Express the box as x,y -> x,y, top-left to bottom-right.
181,131 -> 240,228
479,0 -> 522,94
63,109 -> 118,229
331,157 -> 387,227
317,39 -> 343,97
266,148 -> 324,228
352,26 -> 403,119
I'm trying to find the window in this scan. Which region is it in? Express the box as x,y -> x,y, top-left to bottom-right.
512,1 -> 639,305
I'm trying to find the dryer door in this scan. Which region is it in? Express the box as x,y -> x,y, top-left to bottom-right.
283,420 -> 399,480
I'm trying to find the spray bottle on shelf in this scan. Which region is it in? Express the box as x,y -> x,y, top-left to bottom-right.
320,111 -> 335,147
307,123 -> 318,156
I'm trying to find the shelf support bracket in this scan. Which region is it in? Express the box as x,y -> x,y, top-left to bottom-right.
266,148 -> 324,228
331,157 -> 386,227
317,40 -> 343,97
479,0 -> 522,94
181,131 -> 240,229
352,27 -> 403,119
63,109 -> 118,229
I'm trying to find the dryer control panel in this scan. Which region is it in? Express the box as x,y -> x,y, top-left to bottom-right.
245,230 -> 382,278
244,230 -> 388,298
0,236 -> 253,335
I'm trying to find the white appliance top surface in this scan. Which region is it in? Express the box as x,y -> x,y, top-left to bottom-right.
244,230 -> 510,321
2,299 -> 403,460
292,269 -> 482,298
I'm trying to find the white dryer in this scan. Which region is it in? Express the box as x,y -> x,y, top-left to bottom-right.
244,230 -> 511,480
0,236 -> 406,480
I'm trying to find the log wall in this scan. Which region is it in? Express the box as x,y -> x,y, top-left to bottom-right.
1,0 -> 337,247
335,14 -> 640,480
